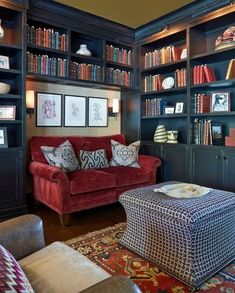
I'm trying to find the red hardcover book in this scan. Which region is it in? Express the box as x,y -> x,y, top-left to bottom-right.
196,65 -> 200,84
199,65 -> 205,84
199,94 -> 211,113
172,46 -> 182,62
203,64 -> 216,82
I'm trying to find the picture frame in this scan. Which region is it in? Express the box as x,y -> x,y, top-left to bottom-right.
88,97 -> 108,127
64,95 -> 86,127
36,92 -> 62,127
210,91 -> 230,112
175,102 -> 184,113
0,55 -> 9,69
163,106 -> 175,114
0,105 -> 16,120
211,122 -> 224,145
0,127 -> 8,148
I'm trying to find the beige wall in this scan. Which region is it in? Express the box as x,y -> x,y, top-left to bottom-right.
26,81 -> 121,144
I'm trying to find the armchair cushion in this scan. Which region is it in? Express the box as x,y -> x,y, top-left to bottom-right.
78,149 -> 109,170
110,140 -> 140,168
0,244 -> 34,293
41,140 -> 79,172
68,169 -> 117,194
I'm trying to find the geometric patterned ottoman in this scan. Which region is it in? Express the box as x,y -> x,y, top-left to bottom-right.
119,182 -> 235,289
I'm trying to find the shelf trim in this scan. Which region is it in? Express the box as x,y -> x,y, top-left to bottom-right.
141,58 -> 187,73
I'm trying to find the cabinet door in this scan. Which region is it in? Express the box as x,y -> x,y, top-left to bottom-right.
0,149 -> 26,218
222,149 -> 235,192
162,145 -> 188,182
190,147 -> 222,189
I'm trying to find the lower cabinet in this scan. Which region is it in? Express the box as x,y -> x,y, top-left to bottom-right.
190,146 -> 235,192
140,142 -> 188,183
0,149 -> 27,219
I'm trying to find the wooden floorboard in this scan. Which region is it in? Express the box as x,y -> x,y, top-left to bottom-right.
31,203 -> 126,245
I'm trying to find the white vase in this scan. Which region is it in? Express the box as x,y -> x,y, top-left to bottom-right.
154,125 -> 167,143
167,130 -> 178,143
0,19 -> 4,40
76,44 -> 92,56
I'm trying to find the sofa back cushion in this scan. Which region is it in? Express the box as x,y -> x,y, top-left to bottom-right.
29,134 -> 125,163
0,244 -> 34,293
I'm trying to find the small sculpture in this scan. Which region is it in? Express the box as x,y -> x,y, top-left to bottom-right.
215,26 -> 235,50
167,130 -> 178,144
76,44 -> 92,56
153,125 -> 167,143
0,19 -> 4,40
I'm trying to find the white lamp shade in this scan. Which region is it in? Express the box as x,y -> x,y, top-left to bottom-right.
112,98 -> 119,113
26,90 -> 35,109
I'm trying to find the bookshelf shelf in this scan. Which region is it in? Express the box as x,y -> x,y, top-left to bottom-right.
141,59 -> 187,73
106,60 -> 133,70
142,114 -> 187,119
27,44 -> 68,55
141,87 -> 187,95
191,79 -> 235,88
191,111 -> 235,117
70,53 -> 103,63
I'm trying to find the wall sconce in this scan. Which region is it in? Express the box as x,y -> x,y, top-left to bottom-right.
108,98 -> 120,119
26,90 -> 35,118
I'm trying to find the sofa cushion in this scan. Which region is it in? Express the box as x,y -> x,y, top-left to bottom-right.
19,242 -> 110,293
102,166 -> 152,187
78,149 -> 109,170
68,169 -> 117,194
41,140 -> 79,172
110,140 -> 140,168
0,244 -> 34,293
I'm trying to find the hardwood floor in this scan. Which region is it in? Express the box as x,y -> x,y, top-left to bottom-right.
30,203 -> 126,245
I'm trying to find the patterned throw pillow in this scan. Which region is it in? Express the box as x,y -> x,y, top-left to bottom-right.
41,140 -> 79,172
78,149 -> 109,169
110,140 -> 140,168
0,244 -> 34,293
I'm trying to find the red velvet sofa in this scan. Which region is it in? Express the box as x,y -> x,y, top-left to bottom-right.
29,134 -> 161,226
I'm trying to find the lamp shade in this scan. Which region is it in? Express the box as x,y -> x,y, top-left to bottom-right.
112,98 -> 119,113
26,90 -> 35,109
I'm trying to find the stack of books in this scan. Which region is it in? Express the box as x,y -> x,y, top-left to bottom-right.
193,118 -> 212,145
192,64 -> 216,84
145,98 -> 167,116
192,93 -> 211,113
26,51 -> 67,77
144,45 -> 182,68
174,68 -> 187,87
106,45 -> 132,65
144,74 -> 162,92
105,68 -> 131,87
26,24 -> 67,51
70,62 -> 103,82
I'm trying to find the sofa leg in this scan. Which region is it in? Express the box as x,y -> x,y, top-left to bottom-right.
59,214 -> 70,227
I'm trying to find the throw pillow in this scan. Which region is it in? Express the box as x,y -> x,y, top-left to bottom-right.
109,140 -> 140,168
78,149 -> 109,169
0,244 -> 34,293
41,140 -> 79,172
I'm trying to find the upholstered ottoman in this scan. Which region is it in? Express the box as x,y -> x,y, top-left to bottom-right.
119,182 -> 235,288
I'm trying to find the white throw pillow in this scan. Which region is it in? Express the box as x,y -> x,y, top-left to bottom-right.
78,149 -> 109,169
109,140 -> 140,168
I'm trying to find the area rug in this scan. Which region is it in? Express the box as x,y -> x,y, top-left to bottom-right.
65,223 -> 235,293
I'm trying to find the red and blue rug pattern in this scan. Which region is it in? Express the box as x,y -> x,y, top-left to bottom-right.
65,223 -> 235,293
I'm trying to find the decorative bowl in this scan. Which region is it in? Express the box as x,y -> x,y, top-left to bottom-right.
0,82 -> 10,94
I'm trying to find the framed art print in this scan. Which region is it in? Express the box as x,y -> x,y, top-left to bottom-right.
0,106 -> 16,120
163,106 -> 174,114
36,92 -> 62,127
0,55 -> 9,69
210,91 -> 230,112
88,97 -> 108,127
0,127 -> 7,148
64,95 -> 86,127
175,102 -> 184,113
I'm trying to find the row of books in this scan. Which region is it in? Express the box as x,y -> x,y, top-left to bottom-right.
175,68 -> 187,87
192,64 -> 216,84
70,62 -> 103,82
144,45 -> 182,69
144,98 -> 167,116
193,119 -> 212,145
26,24 -> 67,51
192,94 -> 211,113
105,68 -> 132,87
106,45 -> 132,65
26,52 -> 67,77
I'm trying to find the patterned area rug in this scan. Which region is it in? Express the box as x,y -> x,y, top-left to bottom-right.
65,223 -> 235,293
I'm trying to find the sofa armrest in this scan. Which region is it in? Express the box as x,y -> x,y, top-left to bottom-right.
139,155 -> 161,170
29,161 -> 69,186
80,275 -> 142,293
0,214 -> 45,261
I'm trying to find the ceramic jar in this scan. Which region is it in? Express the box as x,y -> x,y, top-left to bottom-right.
153,125 -> 167,143
167,130 -> 178,143
76,44 -> 92,56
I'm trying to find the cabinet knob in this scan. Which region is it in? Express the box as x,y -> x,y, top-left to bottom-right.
215,155 -> 220,160
223,156 -> 227,160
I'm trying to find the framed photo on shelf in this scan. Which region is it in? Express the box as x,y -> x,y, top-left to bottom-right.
163,106 -> 174,115
88,97 -> 108,127
210,91 -> 230,112
0,105 -> 16,120
36,92 -> 62,127
175,102 -> 184,113
211,122 -> 224,145
0,127 -> 8,148
64,95 -> 86,127
0,55 -> 9,69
